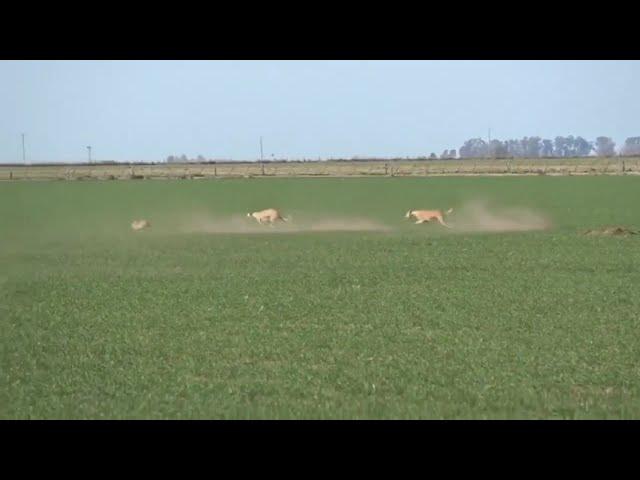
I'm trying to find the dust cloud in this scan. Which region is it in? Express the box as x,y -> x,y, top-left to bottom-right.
447,200 -> 552,232
174,214 -> 392,235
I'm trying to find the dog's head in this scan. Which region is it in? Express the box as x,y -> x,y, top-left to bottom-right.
405,210 -> 413,219
247,212 -> 253,218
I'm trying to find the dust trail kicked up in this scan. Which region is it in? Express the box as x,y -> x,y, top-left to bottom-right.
447,200 -> 552,232
175,214 -> 393,235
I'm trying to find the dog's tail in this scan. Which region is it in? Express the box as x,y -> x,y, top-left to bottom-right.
445,208 -> 453,215
281,215 -> 290,222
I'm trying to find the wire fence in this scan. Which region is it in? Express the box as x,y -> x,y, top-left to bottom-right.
1,158 -> 640,181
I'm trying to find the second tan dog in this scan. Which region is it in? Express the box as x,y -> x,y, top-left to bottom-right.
405,208 -> 453,228
247,208 -> 289,226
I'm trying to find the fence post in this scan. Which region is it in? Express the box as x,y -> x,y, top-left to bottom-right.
622,160 -> 625,174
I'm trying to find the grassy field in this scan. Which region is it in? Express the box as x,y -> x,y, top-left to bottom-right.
1,176 -> 639,419
1,156 -> 640,181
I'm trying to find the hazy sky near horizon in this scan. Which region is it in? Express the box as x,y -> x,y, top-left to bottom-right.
1,60 -> 639,163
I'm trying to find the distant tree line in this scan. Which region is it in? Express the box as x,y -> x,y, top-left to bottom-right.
164,136 -> 640,164
622,137 -> 640,156
454,135 -> 640,159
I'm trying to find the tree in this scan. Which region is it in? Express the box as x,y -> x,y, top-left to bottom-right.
196,155 -> 206,163
541,139 -> 554,157
595,137 -> 616,157
574,136 -> 593,157
459,138 -> 488,158
440,150 -> 450,159
449,149 -> 457,159
568,135 -> 579,156
488,140 -> 508,158
166,155 -> 176,163
505,139 -> 523,158
180,154 -> 188,163
429,153 -> 437,159
522,136 -> 542,158
622,137 -> 640,156
554,136 -> 569,157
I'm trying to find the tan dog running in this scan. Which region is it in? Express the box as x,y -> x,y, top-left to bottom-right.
247,208 -> 290,226
405,208 -> 453,228
131,219 -> 151,231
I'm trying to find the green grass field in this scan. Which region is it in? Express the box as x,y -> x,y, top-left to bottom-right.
1,176 -> 639,419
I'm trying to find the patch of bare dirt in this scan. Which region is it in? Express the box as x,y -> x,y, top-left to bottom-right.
582,226 -> 638,237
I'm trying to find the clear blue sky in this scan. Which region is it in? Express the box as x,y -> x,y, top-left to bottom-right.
1,60 -> 638,163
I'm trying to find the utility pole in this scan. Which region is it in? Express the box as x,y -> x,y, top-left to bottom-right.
488,127 -> 492,159
260,137 -> 265,175
260,136 -> 264,162
87,146 -> 92,164
22,133 -> 26,164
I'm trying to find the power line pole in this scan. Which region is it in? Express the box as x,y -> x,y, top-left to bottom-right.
260,136 -> 264,162
22,133 -> 26,164
488,127 -> 492,159
87,146 -> 92,164
260,137 -> 265,175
